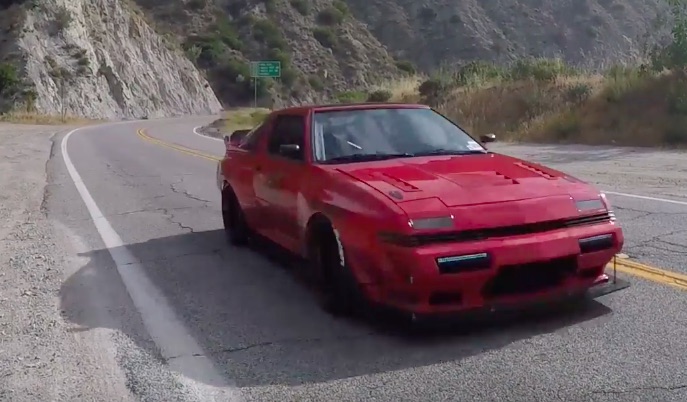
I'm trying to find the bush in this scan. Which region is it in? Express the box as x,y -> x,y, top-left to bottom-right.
312,27 -> 337,48
290,0 -> 310,15
308,76 -> 323,90
508,58 -> 573,82
184,36 -> 225,67
455,61 -> 504,87
335,90 -> 366,103
253,19 -> 286,49
332,0 -> 349,15
367,89 -> 392,102
54,5 -> 72,32
395,60 -> 416,74
565,83 -> 592,104
316,7 -> 344,25
418,78 -> 446,99
214,18 -> 243,50
281,67 -> 298,87
0,63 -> 19,94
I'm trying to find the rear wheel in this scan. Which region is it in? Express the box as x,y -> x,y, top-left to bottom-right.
222,186 -> 250,246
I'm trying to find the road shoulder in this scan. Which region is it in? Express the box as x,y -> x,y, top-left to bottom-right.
0,123 -> 132,401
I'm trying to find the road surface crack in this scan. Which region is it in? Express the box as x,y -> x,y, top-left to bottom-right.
169,177 -> 212,204
588,384 -> 687,395
165,332 -> 376,361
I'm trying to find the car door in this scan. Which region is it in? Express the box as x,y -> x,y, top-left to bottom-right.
253,113 -> 308,251
225,118 -> 272,228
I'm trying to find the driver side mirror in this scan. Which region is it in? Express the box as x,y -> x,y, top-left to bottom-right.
480,133 -> 496,143
279,144 -> 302,160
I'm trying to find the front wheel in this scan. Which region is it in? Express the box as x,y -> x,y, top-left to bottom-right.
222,187 -> 250,246
311,228 -> 365,317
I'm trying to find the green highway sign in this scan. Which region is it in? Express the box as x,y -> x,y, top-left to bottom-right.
250,61 -> 281,78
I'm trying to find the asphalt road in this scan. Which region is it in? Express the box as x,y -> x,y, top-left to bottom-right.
44,118 -> 687,401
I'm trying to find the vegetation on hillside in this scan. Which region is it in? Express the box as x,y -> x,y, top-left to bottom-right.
133,0 -> 402,108
315,0 -> 687,147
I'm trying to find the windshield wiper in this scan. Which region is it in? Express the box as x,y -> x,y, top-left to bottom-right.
411,149 -> 487,156
323,153 -> 413,163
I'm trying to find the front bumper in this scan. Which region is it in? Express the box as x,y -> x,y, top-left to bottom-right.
365,222 -> 625,315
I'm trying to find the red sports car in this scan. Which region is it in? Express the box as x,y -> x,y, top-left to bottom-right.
216,103 -> 628,320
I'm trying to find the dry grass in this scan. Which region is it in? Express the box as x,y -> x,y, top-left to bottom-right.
0,112 -> 102,125
375,75 -> 424,103
212,108 -> 271,134
377,66 -> 687,147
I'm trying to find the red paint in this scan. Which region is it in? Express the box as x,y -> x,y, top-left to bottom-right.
218,103 -> 624,315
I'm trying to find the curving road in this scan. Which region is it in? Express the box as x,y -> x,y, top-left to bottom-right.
45,118 -> 687,401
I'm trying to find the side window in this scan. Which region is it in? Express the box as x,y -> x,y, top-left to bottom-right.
267,115 -> 306,160
239,122 -> 268,151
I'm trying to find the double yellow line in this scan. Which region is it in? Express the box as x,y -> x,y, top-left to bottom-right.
137,128 -> 221,162
136,128 -> 687,292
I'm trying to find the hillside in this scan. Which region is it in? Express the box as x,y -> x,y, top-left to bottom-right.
345,0 -> 669,70
0,0 -> 674,119
0,0 -> 221,119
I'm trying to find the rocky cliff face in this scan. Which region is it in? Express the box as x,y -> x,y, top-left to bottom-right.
12,0 -> 221,119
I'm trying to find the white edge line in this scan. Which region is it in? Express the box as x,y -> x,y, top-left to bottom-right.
604,191 -> 687,206
193,126 -> 223,141
61,123 -> 238,401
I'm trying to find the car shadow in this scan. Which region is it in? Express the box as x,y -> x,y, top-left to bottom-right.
59,228 -> 614,388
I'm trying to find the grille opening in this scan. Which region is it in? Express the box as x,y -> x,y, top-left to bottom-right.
482,256 -> 577,299
429,292 -> 463,305
437,253 -> 491,274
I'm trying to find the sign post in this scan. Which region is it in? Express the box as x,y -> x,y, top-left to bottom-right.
249,61 -> 281,107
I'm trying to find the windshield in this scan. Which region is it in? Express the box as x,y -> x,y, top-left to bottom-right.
310,107 -> 486,163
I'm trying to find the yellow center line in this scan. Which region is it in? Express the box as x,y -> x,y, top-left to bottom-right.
137,128 -> 221,162
136,128 -> 687,292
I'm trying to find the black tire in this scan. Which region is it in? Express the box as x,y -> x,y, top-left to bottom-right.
311,226 -> 365,317
222,186 -> 250,246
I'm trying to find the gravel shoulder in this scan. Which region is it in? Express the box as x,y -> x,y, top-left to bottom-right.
0,123 -> 132,401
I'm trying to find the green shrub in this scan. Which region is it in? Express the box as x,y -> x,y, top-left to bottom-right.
214,18 -> 243,50
0,63 -> 19,94
565,83 -> 592,104
308,76 -> 324,90
454,61 -> 504,87
367,89 -> 392,102
253,19 -> 286,49
332,0 -> 349,15
336,90 -> 366,103
418,78 -> 446,99
317,7 -> 344,25
395,60 -> 416,74
281,67 -> 298,87
508,58 -> 573,82
312,27 -> 337,48
290,0 -> 310,15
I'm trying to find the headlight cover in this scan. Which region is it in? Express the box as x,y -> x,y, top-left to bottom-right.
575,197 -> 606,212
408,215 -> 455,230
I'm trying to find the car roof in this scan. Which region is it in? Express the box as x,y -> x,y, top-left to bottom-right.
275,102 -> 431,114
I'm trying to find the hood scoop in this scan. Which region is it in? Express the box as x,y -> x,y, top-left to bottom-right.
370,171 -> 420,192
514,162 -> 556,179
443,171 -> 519,187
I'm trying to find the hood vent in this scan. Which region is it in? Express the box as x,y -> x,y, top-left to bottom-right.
370,171 -> 420,192
514,162 -> 556,179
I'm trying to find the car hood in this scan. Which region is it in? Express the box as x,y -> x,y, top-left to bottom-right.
335,153 -> 598,207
